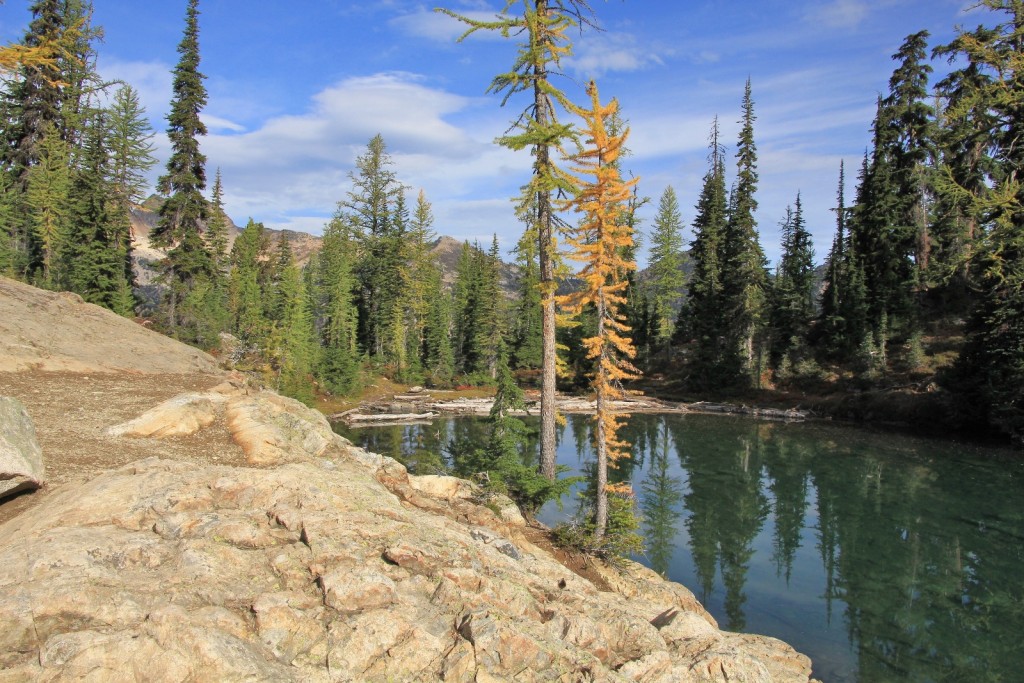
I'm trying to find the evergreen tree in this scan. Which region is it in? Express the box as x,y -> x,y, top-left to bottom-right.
451,239 -> 504,379
680,119 -> 730,388
105,84 -> 157,206
403,190 -> 438,376
931,41 -> 998,298
510,224 -> 543,370
884,31 -> 935,280
271,240 -> 316,404
819,161 -> 853,357
647,185 -> 686,342
152,0 -> 214,334
1,0 -> 70,180
939,1 -> 1024,443
228,218 -> 268,347
438,0 -> 597,480
722,79 -> 769,387
313,216 -> 361,394
424,264 -> 456,385
769,192 -> 815,367
205,167 -> 230,274
556,81 -> 640,542
63,113 -> 132,313
23,121 -> 68,287
342,134 -> 406,358
849,33 -> 935,347
0,173 -> 18,275
472,236 -> 505,378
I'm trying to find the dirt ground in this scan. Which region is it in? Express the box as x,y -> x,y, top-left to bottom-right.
0,371 -> 249,526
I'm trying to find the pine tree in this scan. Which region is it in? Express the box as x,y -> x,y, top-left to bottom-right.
884,31 -> 935,280
1,0 -> 69,180
556,81 -> 640,541
647,185 -> 686,342
153,0 -> 214,334
931,42 -> 997,298
438,0 -> 596,480
722,79 -> 769,387
472,236 -> 505,378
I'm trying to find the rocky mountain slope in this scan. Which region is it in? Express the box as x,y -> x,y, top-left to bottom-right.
0,277 -> 817,682
130,199 -> 520,297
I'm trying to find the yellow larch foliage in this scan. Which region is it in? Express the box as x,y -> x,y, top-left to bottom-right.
556,80 -> 641,538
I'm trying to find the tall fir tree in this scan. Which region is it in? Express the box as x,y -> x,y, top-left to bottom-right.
679,119 -> 730,388
721,78 -> 769,387
228,218 -> 269,348
152,0 -> 214,335
819,161 -> 852,356
424,264 -> 456,385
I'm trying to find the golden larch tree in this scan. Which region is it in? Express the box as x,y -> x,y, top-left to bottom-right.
557,81 -> 640,539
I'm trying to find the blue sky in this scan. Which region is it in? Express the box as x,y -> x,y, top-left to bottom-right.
1,0 -> 977,266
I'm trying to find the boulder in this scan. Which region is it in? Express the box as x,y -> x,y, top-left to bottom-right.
0,396 -> 44,498
105,392 -> 226,438
225,392 -> 337,466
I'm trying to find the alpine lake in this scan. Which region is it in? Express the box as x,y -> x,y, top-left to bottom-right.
334,411 -> 1024,683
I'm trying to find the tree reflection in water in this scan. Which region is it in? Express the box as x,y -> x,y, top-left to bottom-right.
336,413 -> 1024,683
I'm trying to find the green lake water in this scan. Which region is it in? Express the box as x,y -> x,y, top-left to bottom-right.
334,413 -> 1024,682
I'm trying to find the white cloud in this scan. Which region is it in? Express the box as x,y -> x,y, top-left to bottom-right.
204,114 -> 246,133
391,7 -> 510,43
807,0 -> 871,29
570,32 -> 664,78
97,58 -> 173,123
184,72 -> 529,241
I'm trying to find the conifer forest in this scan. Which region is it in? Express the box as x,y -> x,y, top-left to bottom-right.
1,0 -> 1022,498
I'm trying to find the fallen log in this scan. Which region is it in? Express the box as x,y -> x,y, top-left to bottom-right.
343,411 -> 438,423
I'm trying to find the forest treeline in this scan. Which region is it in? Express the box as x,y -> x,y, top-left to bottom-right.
1,0 -> 1021,448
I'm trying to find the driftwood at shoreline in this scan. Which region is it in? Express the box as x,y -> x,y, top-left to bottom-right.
686,402 -> 808,422
343,411 -> 438,424
330,395 -> 809,424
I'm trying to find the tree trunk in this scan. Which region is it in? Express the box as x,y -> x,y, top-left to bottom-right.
535,0 -> 558,481
593,289 -> 608,539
